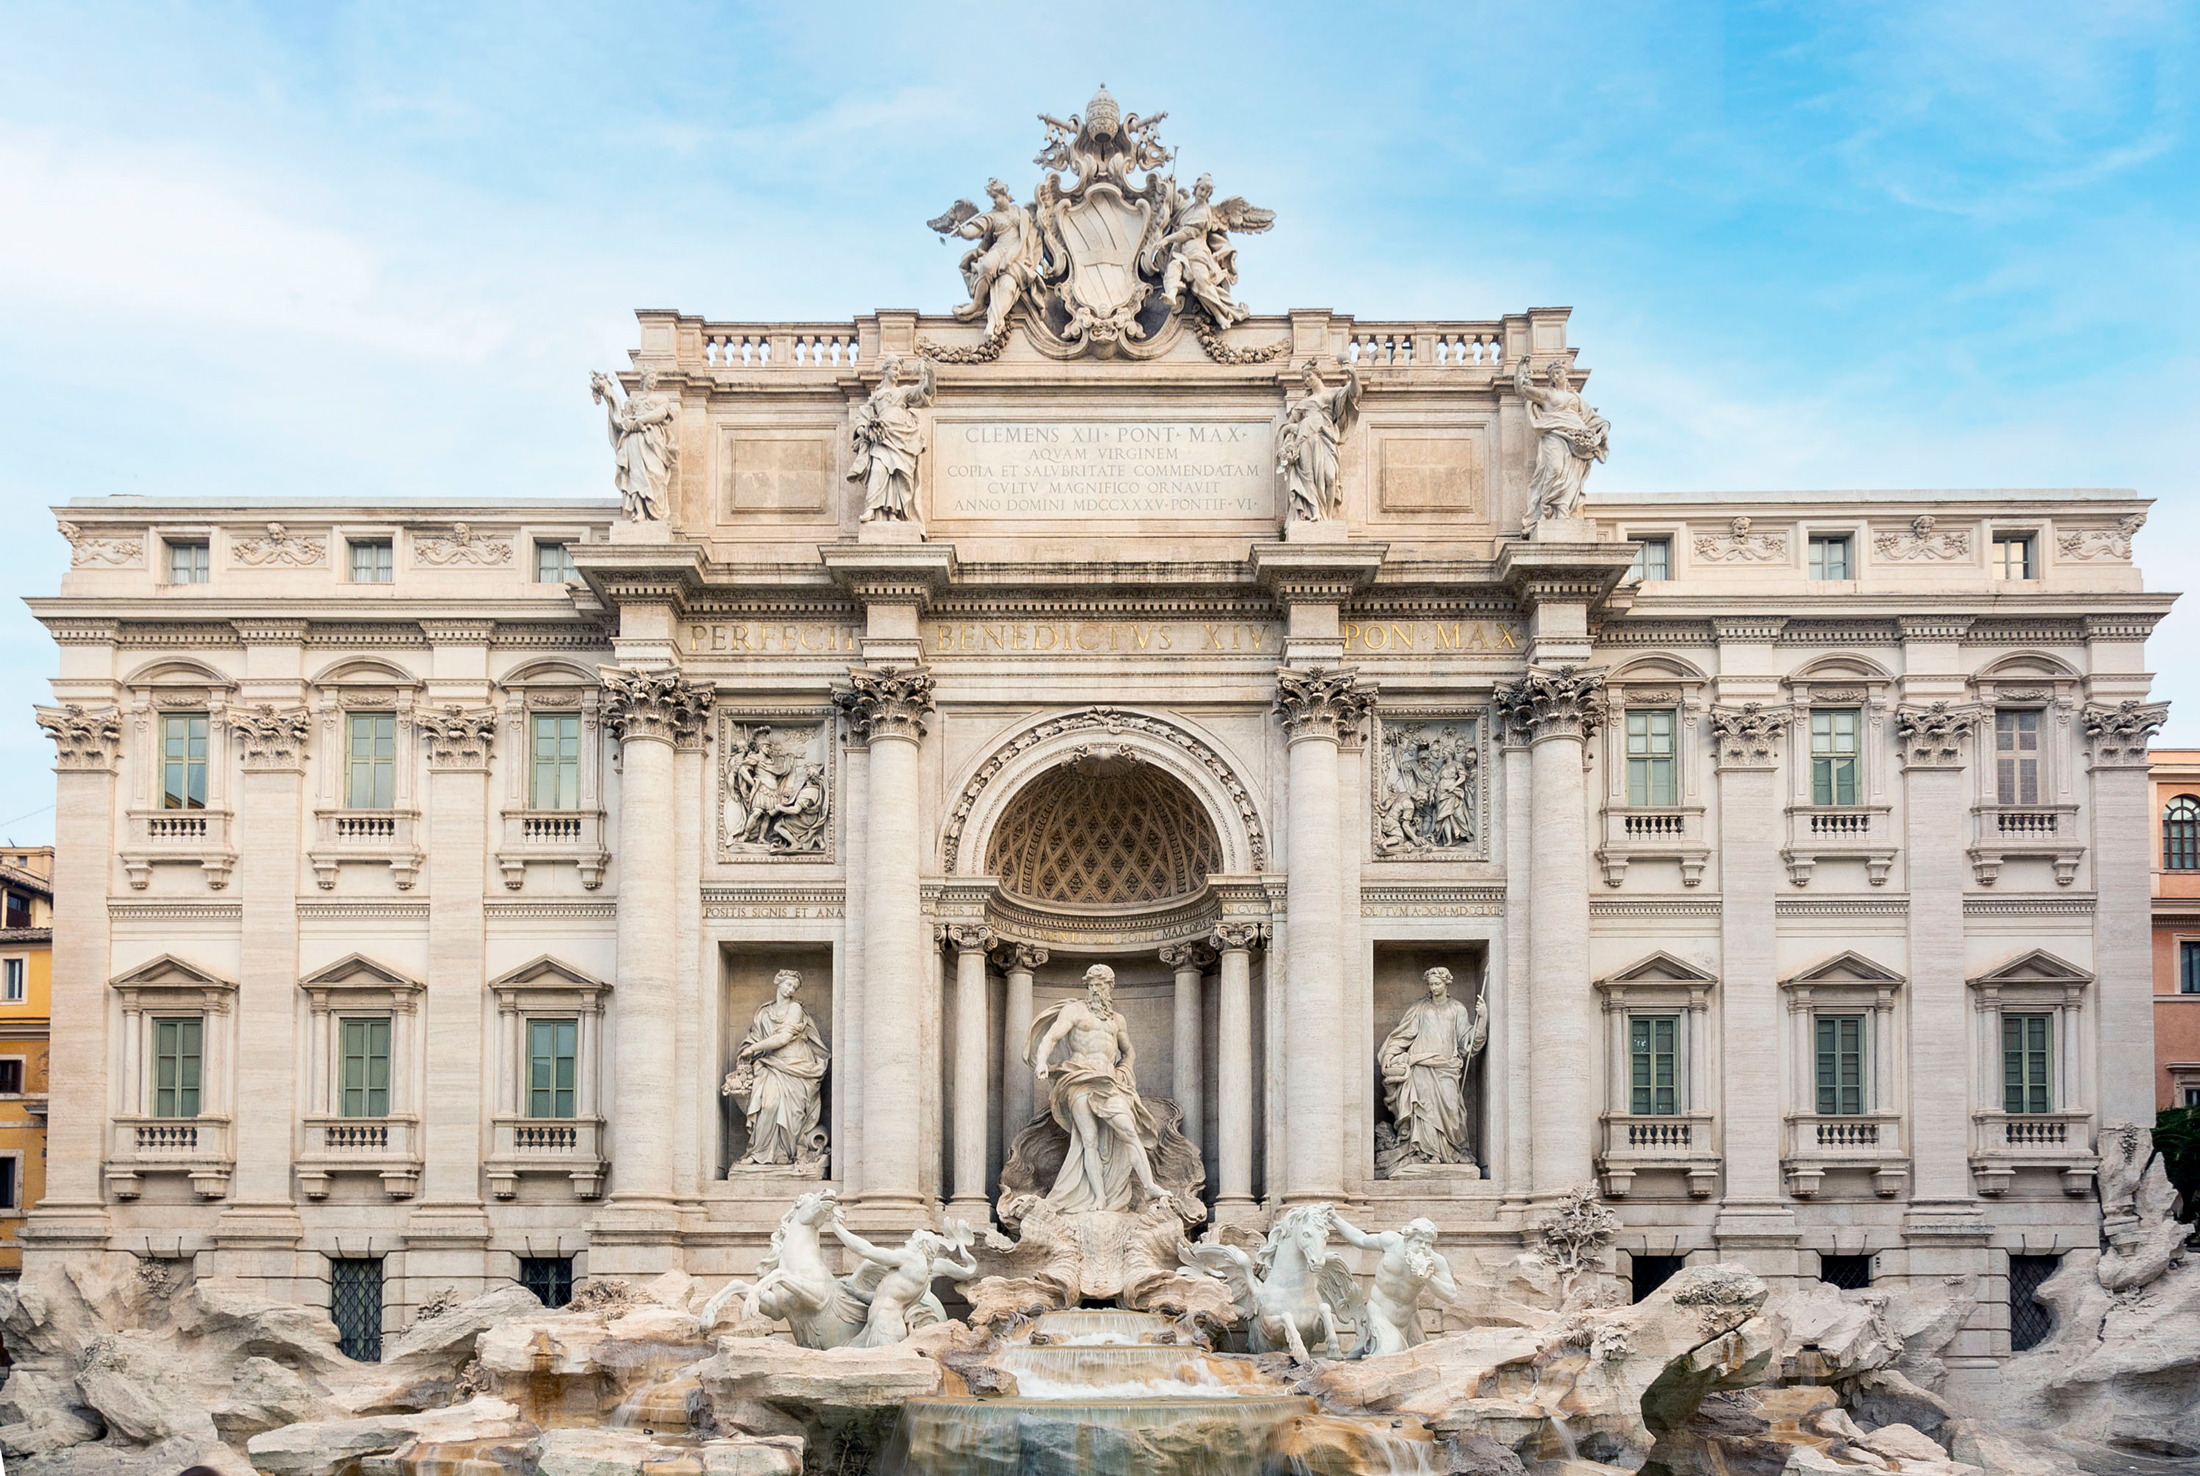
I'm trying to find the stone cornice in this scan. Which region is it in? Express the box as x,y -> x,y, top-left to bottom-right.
1711,617 -> 1789,643
601,666 -> 715,746
831,664 -> 936,744
1492,665 -> 1606,744
1274,666 -> 1376,744
2083,700 -> 2169,767
818,543 -> 960,607
1248,543 -> 1386,603
417,705 -> 500,769
418,620 -> 497,646
1898,615 -> 1974,643
36,704 -> 122,771
233,619 -> 311,647
232,704 -> 312,771
1493,537 -> 1635,609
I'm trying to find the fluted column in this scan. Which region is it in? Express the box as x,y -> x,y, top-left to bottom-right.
1495,666 -> 1604,1198
997,943 -> 1046,1144
600,667 -> 713,1231
945,923 -> 994,1219
1274,667 -> 1373,1203
1211,923 -> 1264,1216
832,664 -> 935,1213
1161,942 -> 1207,1151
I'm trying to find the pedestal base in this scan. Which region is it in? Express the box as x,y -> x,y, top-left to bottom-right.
1283,517 -> 1350,544
1381,1161 -> 1486,1183
857,518 -> 926,544
726,1159 -> 829,1183
608,517 -> 673,544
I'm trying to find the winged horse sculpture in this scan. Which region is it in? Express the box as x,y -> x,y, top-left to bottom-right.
1180,1203 -> 1364,1360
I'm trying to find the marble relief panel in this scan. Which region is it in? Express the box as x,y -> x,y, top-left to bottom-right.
1370,712 -> 1487,861
718,709 -> 836,863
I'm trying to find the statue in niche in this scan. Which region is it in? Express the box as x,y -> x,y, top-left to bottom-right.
929,178 -> 1046,341
826,1211 -> 980,1347
1278,361 -> 1362,524
590,366 -> 680,522
1328,1212 -> 1460,1355
1374,720 -> 1479,857
724,722 -> 831,855
1514,357 -> 1610,530
1026,964 -> 1176,1215
1376,966 -> 1488,1176
848,354 -> 936,528
722,969 -> 829,1173
1154,173 -> 1274,329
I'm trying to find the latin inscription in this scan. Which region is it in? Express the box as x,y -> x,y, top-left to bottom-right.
689,624 -> 860,654
682,619 -> 1522,657
934,419 -> 1276,521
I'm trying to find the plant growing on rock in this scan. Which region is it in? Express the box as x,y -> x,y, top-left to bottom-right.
1536,1183 -> 1618,1305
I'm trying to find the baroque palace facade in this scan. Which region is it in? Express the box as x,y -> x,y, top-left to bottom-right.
26,92 -> 2171,1390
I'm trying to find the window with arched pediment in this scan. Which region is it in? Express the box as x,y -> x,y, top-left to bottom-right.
987,759 -> 1223,907
2166,796 -> 2200,871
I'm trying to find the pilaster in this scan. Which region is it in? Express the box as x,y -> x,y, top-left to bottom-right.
2085,700 -> 2168,1126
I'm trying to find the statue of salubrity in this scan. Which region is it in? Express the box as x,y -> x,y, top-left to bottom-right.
723,969 -> 830,1175
1514,356 -> 1610,532
1377,966 -> 1490,1177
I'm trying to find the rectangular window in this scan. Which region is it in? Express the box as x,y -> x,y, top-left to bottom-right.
0,1060 -> 21,1094
2010,1255 -> 2060,1351
535,542 -> 579,584
1629,1015 -> 1679,1115
345,712 -> 397,809
2,958 -> 23,1002
330,1258 -> 384,1362
1810,709 -> 1861,806
1624,709 -> 1678,807
1819,1254 -> 1872,1290
1993,535 -> 2035,581
152,1016 -> 203,1118
1815,1014 -> 1866,1115
527,1018 -> 578,1119
2186,1087 -> 2200,1108
166,540 -> 210,584
1630,1255 -> 1684,1303
530,713 -> 582,810
339,1017 -> 391,1118
2183,941 -> 2200,994
1628,537 -> 1671,582
1995,711 -> 2041,805
520,1255 -> 575,1309
160,712 -> 209,810
2,892 -> 23,929
349,539 -> 394,584
0,1157 -> 15,1209
2002,1012 -> 2053,1114
1808,535 -> 1851,580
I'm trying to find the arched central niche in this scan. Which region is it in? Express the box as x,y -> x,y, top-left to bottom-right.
986,757 -> 1223,908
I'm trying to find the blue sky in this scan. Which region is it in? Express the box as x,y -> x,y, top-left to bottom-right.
0,1 -> 2194,844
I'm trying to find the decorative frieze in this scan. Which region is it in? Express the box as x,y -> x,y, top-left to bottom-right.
1693,517 -> 1786,563
417,705 -> 500,769
1359,885 -> 1505,918
2057,514 -> 2143,562
700,886 -> 845,920
601,666 -> 715,745
412,523 -> 513,566
233,705 -> 313,771
57,520 -> 144,567
1274,666 -> 1376,744
1492,665 -> 1605,743
2083,700 -> 2169,768
1708,703 -> 1792,768
36,704 -> 123,771
230,523 -> 326,567
1895,702 -> 1980,768
1873,516 -> 1970,562
831,664 -> 935,744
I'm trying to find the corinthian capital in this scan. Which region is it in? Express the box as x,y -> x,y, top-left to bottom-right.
1492,666 -> 1606,744
1708,703 -> 1793,768
601,666 -> 714,746
1894,701 -> 1980,769
1210,921 -> 1269,952
234,704 -> 312,771
417,705 -> 500,769
1273,667 -> 1375,744
938,922 -> 995,953
2082,700 -> 2169,768
36,703 -> 122,771
994,942 -> 1049,974
832,664 -> 935,744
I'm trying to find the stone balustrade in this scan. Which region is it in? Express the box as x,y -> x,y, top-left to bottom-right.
296,1113 -> 423,1201
106,1115 -> 233,1200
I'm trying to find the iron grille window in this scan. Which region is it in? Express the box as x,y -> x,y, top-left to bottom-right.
1995,711 -> 2041,806
2009,1254 -> 2060,1351
520,1256 -> 575,1308
2167,797 -> 2200,870
330,1258 -> 384,1361
1630,1255 -> 1685,1303
1819,1254 -> 1872,1290
1625,710 -> 1678,807
160,713 -> 209,809
1629,1015 -> 1679,1115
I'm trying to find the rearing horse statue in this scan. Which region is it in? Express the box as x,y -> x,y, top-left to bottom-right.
701,1189 -> 950,1349
1181,1203 -> 1363,1360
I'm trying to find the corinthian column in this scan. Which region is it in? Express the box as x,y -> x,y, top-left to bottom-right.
832,664 -> 936,1214
1210,922 -> 1264,1218
599,667 -> 713,1236
944,922 -> 994,1220
997,943 -> 1046,1138
1160,942 -> 1208,1152
1274,667 -> 1374,1203
1494,666 -> 1604,1198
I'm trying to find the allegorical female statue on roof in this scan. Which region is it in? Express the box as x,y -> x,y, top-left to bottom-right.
1515,357 -> 1611,530
847,354 -> 936,529
589,366 -> 679,521
1278,361 -> 1363,523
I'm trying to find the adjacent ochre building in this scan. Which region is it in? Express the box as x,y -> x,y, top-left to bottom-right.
0,847 -> 54,1276
23,94 -> 2173,1390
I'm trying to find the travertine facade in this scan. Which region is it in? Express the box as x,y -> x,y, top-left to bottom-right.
25,93 -> 2171,1396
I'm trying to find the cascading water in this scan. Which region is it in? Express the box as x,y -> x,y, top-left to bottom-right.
880,1309 -> 1439,1476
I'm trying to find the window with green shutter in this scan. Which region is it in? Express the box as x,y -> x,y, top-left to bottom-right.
345,713 -> 396,809
2002,1013 -> 2052,1114
153,1016 -> 202,1118
528,1018 -> 578,1119
1810,709 -> 1861,806
530,713 -> 582,810
339,1017 -> 391,1118
1629,1015 -> 1679,1115
1815,1014 -> 1865,1115
1625,710 -> 1678,807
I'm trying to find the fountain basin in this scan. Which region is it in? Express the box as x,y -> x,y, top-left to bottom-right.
882,1395 -> 1323,1476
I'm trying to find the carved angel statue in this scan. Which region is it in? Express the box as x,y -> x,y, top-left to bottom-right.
928,178 -> 1045,340
1514,357 -> 1610,530
1378,967 -> 1489,1172
1180,1204 -> 1364,1361
1329,1213 -> 1459,1356
589,367 -> 679,521
723,969 -> 829,1169
1154,174 -> 1274,328
847,355 -> 936,528
1278,362 -> 1363,523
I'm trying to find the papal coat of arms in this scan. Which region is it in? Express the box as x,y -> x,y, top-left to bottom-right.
928,86 -> 1274,358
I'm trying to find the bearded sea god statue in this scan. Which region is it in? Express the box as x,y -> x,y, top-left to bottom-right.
723,969 -> 829,1174
590,366 -> 679,521
1377,966 -> 1489,1176
1026,964 -> 1174,1214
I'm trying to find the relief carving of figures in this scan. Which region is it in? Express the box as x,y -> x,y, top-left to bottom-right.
848,355 -> 936,529
1373,718 -> 1480,857
2059,513 -> 2145,561
590,366 -> 679,522
929,179 -> 1045,342
231,521 -> 326,567
722,721 -> 831,856
1873,514 -> 1970,562
1376,967 -> 1488,1176
1693,515 -> 1787,564
56,521 -> 144,567
1278,363 -> 1362,524
1515,358 -> 1610,530
1154,173 -> 1274,330
413,522 -> 512,567
1329,1212 -> 1460,1356
723,969 -> 830,1172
